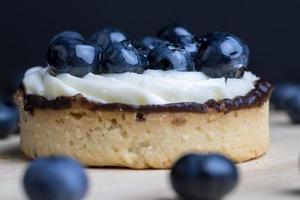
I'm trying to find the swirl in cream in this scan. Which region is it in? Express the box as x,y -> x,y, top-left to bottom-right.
23,67 -> 258,105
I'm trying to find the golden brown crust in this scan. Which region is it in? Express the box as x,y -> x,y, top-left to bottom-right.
15,90 -> 270,169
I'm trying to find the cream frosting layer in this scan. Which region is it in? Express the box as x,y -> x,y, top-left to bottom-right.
23,67 -> 258,105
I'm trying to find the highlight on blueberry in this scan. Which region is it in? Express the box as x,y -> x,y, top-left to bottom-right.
102,39 -> 148,73
47,37 -> 102,77
148,43 -> 194,71
23,156 -> 88,200
141,36 -> 167,50
172,35 -> 200,56
195,32 -> 249,78
171,153 -> 238,200
51,31 -> 84,43
157,23 -> 192,42
89,27 -> 127,50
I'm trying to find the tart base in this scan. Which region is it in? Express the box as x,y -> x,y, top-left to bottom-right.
16,92 -> 270,169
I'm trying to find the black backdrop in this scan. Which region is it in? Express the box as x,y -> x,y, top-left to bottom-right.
1,0 -> 300,94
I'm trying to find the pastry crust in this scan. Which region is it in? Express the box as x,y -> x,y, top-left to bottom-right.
16,90 -> 270,169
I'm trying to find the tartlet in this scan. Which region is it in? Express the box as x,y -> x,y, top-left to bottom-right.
16,27 -> 273,169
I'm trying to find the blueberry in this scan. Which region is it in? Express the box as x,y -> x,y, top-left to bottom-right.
23,156 -> 88,200
47,38 -> 102,77
172,35 -> 200,57
285,94 -> 300,123
89,27 -> 127,50
195,32 -> 249,78
157,23 -> 192,42
271,83 -> 300,110
141,36 -> 167,50
0,102 -> 19,139
171,153 -> 238,200
148,43 -> 194,71
102,40 -> 148,73
51,31 -> 84,42
130,40 -> 151,57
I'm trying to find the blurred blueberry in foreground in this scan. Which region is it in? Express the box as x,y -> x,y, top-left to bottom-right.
171,153 -> 238,200
271,83 -> 300,110
23,156 -> 88,200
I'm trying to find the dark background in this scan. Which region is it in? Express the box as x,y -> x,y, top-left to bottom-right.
1,0 -> 300,94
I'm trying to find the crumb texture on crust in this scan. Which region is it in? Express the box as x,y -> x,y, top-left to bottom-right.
16,92 -> 270,169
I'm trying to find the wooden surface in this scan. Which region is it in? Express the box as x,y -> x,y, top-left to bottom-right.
1,111 -> 300,200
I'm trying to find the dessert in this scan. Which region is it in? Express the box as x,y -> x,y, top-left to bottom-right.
15,25 -> 273,169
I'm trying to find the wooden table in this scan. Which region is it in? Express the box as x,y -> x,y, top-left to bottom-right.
1,111 -> 300,200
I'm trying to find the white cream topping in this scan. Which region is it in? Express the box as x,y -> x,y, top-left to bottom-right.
23,67 -> 259,105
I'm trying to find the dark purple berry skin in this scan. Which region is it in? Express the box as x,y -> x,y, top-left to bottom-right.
23,156 -> 88,200
195,32 -> 249,78
47,37 -> 102,77
89,27 -> 127,50
171,153 -> 239,200
148,43 -> 194,71
102,40 -> 148,74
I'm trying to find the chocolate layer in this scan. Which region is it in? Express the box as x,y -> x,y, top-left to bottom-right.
21,79 -> 273,114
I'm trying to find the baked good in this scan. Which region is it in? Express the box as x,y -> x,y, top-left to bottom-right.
16,26 -> 273,169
